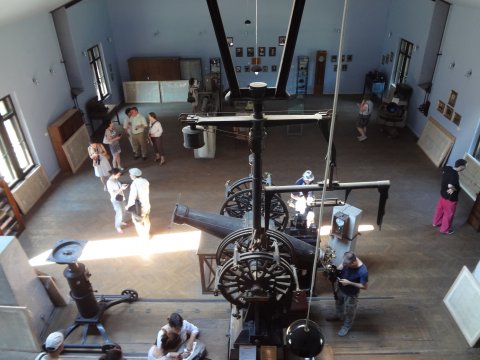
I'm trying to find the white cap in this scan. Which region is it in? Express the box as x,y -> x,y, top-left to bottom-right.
129,168 -> 142,177
45,331 -> 64,351
302,170 -> 314,182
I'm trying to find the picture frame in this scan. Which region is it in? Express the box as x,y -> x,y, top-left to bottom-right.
444,105 -> 454,120
389,51 -> 394,63
333,64 -> 338,72
342,64 -> 348,71
453,112 -> 462,126
448,90 -> 458,107
271,65 -> 277,72
278,36 -> 286,46
247,47 -> 254,57
226,37 -> 234,47
341,55 -> 345,62
385,54 -> 389,64
268,47 -> 276,57
262,65 -> 268,72
235,47 -> 243,57
381,55 -> 385,65
331,55 -> 337,63
235,66 -> 241,73
437,100 -> 446,113
347,54 -> 353,62
244,65 -> 250,72
258,47 -> 265,56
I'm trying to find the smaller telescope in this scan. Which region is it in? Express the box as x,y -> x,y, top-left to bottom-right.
48,239 -> 139,353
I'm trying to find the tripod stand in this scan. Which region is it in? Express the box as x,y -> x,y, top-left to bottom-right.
49,239 -> 139,353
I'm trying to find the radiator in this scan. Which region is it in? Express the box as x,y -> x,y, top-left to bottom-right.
61,124 -> 89,173
12,165 -> 51,214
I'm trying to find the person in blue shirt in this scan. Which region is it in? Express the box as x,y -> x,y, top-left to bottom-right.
329,251 -> 369,337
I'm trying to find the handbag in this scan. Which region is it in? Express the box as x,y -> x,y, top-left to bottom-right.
115,194 -> 124,202
127,199 -> 142,216
187,91 -> 195,103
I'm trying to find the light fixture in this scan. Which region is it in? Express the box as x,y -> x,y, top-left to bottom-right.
244,19 -> 251,25
250,0 -> 262,75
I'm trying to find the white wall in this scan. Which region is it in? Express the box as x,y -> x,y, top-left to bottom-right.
0,13 -> 73,180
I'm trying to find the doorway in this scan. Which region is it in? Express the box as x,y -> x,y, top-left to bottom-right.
313,50 -> 327,96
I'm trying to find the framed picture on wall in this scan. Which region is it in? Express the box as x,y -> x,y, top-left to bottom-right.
244,65 -> 250,72
437,100 -> 446,113
226,37 -> 234,47
271,65 -> 277,72
334,65 -> 338,72
453,112 -> 462,126
262,65 -> 268,72
235,66 -> 242,73
347,55 -> 353,62
342,64 -> 348,71
389,51 -> 394,62
258,47 -> 265,56
448,90 -> 458,107
331,55 -> 337,63
278,36 -> 286,46
444,105 -> 454,120
236,47 -> 243,57
269,47 -> 276,56
247,47 -> 254,57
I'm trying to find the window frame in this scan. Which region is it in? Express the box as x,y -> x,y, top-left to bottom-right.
394,39 -> 414,84
87,44 -> 110,101
0,95 -> 35,188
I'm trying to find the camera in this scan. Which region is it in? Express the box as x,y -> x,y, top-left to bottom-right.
95,157 -> 101,165
326,265 -> 341,282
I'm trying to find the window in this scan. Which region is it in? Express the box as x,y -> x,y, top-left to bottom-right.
394,39 -> 414,84
0,95 -> 35,187
87,45 -> 110,101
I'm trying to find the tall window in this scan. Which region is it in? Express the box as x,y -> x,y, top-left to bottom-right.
87,45 -> 110,101
0,95 -> 35,187
394,39 -> 414,84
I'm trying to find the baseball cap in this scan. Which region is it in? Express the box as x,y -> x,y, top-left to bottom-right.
129,168 -> 142,177
45,331 -> 64,351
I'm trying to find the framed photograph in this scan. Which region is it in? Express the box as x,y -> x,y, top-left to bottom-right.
236,47 -> 243,57
247,47 -> 254,57
437,100 -> 446,113
331,55 -> 337,63
278,36 -> 286,46
342,64 -> 348,71
226,37 -> 234,47
453,112 -> 462,126
444,105 -> 454,120
271,65 -> 277,72
347,54 -> 353,62
448,90 -> 458,107
235,66 -> 241,73
341,55 -> 345,62
333,64 -> 338,72
258,47 -> 265,56
268,47 -> 276,57
385,54 -> 389,64
244,65 -> 250,72
262,65 -> 268,72
389,51 -> 394,62
381,55 -> 385,65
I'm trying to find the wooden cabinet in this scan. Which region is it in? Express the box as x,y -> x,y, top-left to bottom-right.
48,108 -> 84,173
468,193 -> 480,231
0,179 -> 24,236
128,57 -> 181,81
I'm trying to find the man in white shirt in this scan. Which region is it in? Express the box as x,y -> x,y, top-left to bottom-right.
126,168 -> 151,240
128,107 -> 148,159
122,107 -> 134,149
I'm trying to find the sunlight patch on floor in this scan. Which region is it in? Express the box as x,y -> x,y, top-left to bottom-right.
29,230 -> 201,266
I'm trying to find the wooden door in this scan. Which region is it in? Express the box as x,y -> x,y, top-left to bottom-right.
313,50 -> 327,96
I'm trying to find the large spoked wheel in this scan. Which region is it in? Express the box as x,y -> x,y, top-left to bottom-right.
216,228 -> 295,266
226,176 -> 270,197
220,189 -> 289,230
216,252 -> 296,307
121,288 -> 139,303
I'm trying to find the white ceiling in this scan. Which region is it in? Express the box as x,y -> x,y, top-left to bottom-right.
1,0 -> 480,26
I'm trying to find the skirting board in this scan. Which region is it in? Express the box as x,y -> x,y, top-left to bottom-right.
443,266 -> 480,347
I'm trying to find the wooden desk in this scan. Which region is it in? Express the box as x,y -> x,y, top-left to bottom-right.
196,232 -> 222,294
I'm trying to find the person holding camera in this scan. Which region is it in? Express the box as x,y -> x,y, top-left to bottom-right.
106,168 -> 129,234
126,168 -> 151,241
327,251 -> 368,337
88,136 -> 112,190
290,170 -> 316,228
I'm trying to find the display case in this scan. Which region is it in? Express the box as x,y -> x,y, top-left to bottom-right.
296,56 -> 309,96
0,179 -> 24,236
